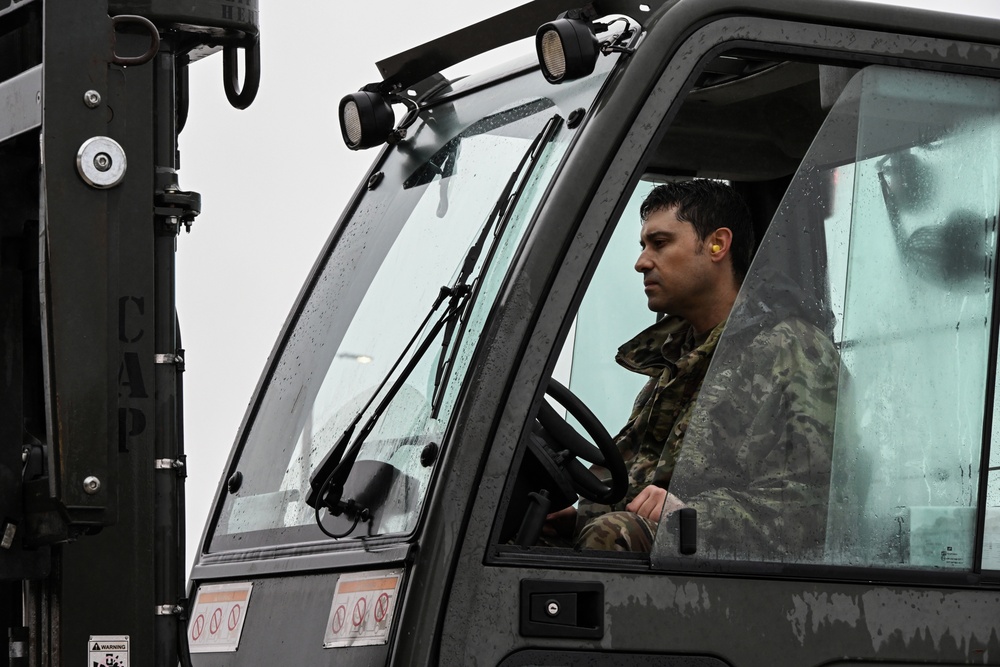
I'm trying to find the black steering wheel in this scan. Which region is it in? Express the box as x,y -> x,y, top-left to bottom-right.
535,378 -> 629,505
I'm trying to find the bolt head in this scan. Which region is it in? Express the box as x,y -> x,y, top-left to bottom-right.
227,470 -> 244,494
83,476 -> 101,494
83,90 -> 101,108
93,153 -> 112,172
419,442 -> 439,467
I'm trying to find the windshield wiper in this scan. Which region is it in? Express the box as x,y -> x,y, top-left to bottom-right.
305,113 -> 564,539
430,113 -> 564,417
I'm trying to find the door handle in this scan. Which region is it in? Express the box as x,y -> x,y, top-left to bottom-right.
520,580 -> 603,639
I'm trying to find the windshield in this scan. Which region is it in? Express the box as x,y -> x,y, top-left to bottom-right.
209,49 -> 621,552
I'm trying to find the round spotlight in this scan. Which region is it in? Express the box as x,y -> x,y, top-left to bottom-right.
339,91 -> 394,150
535,18 -> 599,84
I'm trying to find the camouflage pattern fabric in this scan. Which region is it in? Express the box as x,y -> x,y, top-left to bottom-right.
575,511 -> 656,552
668,316 -> 839,560
574,315 -> 839,557
575,315 -> 724,550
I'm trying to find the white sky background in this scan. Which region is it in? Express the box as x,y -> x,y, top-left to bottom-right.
177,1 -> 523,571
176,0 -> 1000,572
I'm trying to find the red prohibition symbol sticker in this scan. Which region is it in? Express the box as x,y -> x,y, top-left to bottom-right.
191,614 -> 205,641
374,593 -> 390,623
352,598 -> 367,628
209,607 -> 223,635
228,604 -> 242,631
331,605 -> 347,634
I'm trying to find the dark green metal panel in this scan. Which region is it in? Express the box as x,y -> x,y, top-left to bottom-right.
55,21 -> 161,664
31,0 -> 159,662
38,0 -> 118,533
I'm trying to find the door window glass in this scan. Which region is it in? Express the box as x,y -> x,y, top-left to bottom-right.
552,182 -> 657,427
652,66 -> 1000,569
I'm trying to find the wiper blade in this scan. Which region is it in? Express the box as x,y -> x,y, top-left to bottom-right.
306,112 -> 564,539
430,113 -> 564,417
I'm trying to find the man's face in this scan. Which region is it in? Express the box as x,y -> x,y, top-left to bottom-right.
635,206 -> 715,315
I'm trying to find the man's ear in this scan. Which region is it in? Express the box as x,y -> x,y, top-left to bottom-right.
708,228 -> 733,262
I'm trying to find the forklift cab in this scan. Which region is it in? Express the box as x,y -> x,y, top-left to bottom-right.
191,1 -> 1000,664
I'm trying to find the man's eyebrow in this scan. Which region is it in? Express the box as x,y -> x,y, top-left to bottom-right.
640,230 -> 674,245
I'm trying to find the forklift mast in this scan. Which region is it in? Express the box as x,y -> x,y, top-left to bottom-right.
0,1 -> 259,665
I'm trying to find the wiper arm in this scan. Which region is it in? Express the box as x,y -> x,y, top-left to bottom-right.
306,112 -> 563,539
304,284 -> 458,509
430,113 -> 564,417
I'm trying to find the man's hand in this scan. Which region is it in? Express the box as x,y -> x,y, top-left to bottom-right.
626,485 -> 686,523
543,506 -> 577,538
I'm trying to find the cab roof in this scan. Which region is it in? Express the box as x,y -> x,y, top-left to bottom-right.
375,0 -> 1000,93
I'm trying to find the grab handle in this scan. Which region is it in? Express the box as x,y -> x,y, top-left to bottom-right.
223,36 -> 260,109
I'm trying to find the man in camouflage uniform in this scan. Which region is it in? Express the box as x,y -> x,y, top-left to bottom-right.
548,180 -> 839,558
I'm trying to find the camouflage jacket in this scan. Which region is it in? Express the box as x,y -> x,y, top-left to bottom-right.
576,315 -> 725,526
577,314 -> 840,561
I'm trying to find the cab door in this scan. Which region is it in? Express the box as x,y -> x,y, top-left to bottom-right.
433,4 -> 1000,666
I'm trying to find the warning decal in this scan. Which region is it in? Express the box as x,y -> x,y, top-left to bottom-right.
89,635 -> 129,667
323,568 -> 403,649
188,581 -> 253,653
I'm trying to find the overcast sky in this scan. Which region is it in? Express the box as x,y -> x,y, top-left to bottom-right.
177,1 -> 524,570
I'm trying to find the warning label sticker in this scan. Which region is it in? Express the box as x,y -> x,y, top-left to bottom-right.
188,581 -> 253,653
323,568 -> 403,648
89,635 -> 129,667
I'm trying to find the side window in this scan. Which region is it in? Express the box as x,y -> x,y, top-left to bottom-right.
653,66 -> 1000,570
551,182 -> 655,428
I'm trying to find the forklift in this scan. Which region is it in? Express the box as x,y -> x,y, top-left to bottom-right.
7,0 -> 1000,665
189,0 -> 1000,663
0,1 -> 258,665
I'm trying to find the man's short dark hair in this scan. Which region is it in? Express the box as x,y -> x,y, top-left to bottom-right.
640,180 -> 755,283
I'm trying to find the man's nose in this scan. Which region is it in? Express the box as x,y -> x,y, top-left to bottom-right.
635,250 -> 651,273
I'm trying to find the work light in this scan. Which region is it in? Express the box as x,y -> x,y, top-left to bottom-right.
535,18 -> 599,83
339,91 -> 394,150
